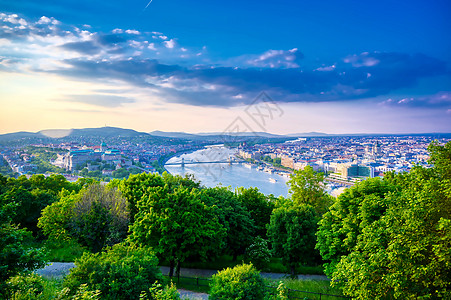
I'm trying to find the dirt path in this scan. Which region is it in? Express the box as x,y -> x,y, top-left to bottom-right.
178,289 -> 209,300
36,263 -> 328,299
160,266 -> 328,281
35,262 -> 75,279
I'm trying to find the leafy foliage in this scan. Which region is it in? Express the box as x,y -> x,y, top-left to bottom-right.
64,243 -> 163,300
0,201 -> 46,293
71,184 -> 129,252
38,184 -> 129,253
236,187 -> 274,238
6,272 -> 46,299
287,166 -> 332,215
204,186 -> 255,259
316,141 -> 451,299
140,282 -> 180,300
0,174 -> 80,236
129,185 -> 226,276
268,204 -> 319,277
209,263 -> 268,300
316,177 -> 395,277
119,173 -> 165,224
244,236 -> 271,270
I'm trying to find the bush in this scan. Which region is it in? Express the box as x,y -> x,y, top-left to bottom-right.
64,243 -> 163,300
44,238 -> 87,262
6,273 -> 46,299
244,237 -> 271,270
209,263 -> 268,300
140,282 -> 180,300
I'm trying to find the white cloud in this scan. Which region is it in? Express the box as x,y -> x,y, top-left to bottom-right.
163,39 -> 176,49
315,65 -> 336,71
148,43 -> 156,50
125,29 -> 140,35
245,48 -> 301,68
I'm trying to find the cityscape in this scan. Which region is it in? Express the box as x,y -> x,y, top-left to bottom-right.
1,0 -> 450,299
1,128 -> 449,197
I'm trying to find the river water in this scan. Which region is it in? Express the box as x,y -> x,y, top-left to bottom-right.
165,146 -> 290,197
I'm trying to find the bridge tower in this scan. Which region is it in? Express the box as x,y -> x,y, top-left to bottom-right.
181,157 -> 185,168
228,156 -> 232,165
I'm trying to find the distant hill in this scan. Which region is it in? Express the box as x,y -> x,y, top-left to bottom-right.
68,127 -> 149,138
286,132 -> 330,137
150,130 -> 285,139
0,131 -> 42,142
0,127 -> 152,144
149,131 -> 199,139
2,127 -> 450,145
196,131 -> 285,138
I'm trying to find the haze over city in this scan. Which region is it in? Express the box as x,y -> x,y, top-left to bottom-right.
1,0 -> 450,134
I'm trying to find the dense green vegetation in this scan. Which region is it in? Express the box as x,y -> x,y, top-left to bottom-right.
209,264 -> 268,300
262,155 -> 282,167
26,146 -> 68,174
0,140 -> 449,299
316,141 -> 451,299
0,156 -> 17,177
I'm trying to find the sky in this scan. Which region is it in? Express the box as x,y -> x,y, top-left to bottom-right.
0,0 -> 450,135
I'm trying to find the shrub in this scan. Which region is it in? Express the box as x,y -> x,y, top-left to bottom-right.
6,273 -> 46,299
64,243 -> 163,300
140,282 -> 180,300
209,263 -> 268,300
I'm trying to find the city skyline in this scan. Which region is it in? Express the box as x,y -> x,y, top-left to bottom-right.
1,0 -> 450,134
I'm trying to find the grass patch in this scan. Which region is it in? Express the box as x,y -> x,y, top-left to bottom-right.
167,276 -> 211,294
43,239 -> 88,262
181,255 -> 244,271
162,255 -> 325,276
166,275 -> 345,299
267,257 -> 324,275
39,277 -> 65,298
267,279 -> 346,300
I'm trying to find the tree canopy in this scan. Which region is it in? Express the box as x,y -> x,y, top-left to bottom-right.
236,187 -> 274,238
129,185 -> 226,277
287,166 -> 332,215
316,141 -> 451,299
268,204 -> 319,277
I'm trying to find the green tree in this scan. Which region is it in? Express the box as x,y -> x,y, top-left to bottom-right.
316,141 -> 451,299
0,174 -> 78,236
0,201 -> 46,293
203,186 -> 255,260
209,263 -> 268,300
236,187 -> 274,238
287,166 -> 332,215
162,172 -> 200,192
38,184 -> 129,253
38,189 -> 79,241
316,177 -> 395,277
244,236 -> 271,270
119,173 -> 164,224
70,184 -> 129,252
268,204 -> 319,277
129,185 -> 226,277
64,243 -> 163,300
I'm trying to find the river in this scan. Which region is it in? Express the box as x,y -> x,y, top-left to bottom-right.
165,146 -> 290,197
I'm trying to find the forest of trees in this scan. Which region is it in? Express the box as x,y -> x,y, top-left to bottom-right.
0,141 -> 449,299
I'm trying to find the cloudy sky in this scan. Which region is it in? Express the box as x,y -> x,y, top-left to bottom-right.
0,0 -> 450,134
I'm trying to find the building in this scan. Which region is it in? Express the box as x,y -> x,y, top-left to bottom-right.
340,164 -> 373,178
65,149 -> 101,171
281,155 -> 294,169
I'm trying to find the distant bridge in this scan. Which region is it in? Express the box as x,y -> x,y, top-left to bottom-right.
325,177 -> 355,186
165,157 -> 245,167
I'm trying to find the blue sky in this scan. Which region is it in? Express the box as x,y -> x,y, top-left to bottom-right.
0,0 -> 450,134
